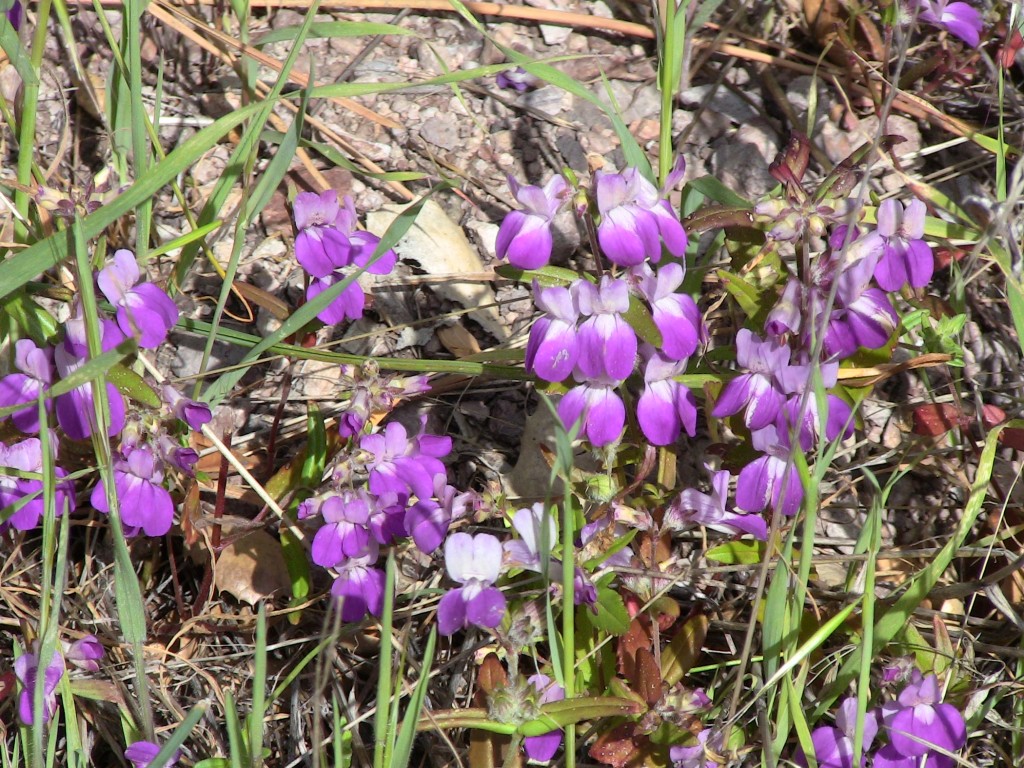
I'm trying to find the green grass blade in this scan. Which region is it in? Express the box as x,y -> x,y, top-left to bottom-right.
390,629 -> 437,768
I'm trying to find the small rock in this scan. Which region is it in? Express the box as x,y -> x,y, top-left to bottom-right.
680,84 -> 759,125
420,116 -> 461,151
524,85 -> 569,116
540,24 -> 572,46
713,120 -> 779,199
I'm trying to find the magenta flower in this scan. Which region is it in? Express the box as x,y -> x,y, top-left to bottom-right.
794,698 -> 879,768
504,502 -> 558,573
294,191 -> 397,324
125,740 -> 181,768
910,0 -> 983,47
595,167 -> 688,267
776,360 -> 853,451
360,419 -> 451,501
309,490 -> 373,567
557,379 -> 626,447
14,648 -> 64,725
64,635 -> 103,671
869,199 -> 934,291
711,330 -> 790,431
631,262 -> 703,361
525,282 -> 580,382
437,532 -> 506,635
160,385 -> 212,431
735,426 -> 804,516
636,348 -> 698,446
53,307 -> 127,440
574,276 -> 637,381
0,437 -> 75,532
0,339 -> 54,434
670,729 -> 726,768
4,1 -> 22,30
97,249 -> 179,348
524,674 -> 566,761
668,467 -> 768,540
330,544 -> 387,622
496,66 -> 534,91
405,496 -> 450,554
496,175 -> 568,269
877,672 -> 966,766
91,443 -> 175,537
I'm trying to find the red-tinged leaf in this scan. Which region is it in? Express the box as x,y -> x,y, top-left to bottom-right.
911,403 -> 971,436
1000,428 -> 1024,452
981,405 -> 1007,429
617,614 -> 654,681
589,722 -> 647,768
476,653 -> 508,699
1001,29 -> 1024,69
0,671 -> 15,704
634,648 -> 662,707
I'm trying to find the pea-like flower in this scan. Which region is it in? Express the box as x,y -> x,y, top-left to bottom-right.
636,348 -> 698,447
574,276 -> 637,381
595,167 -> 688,267
524,674 -> 566,762
631,262 -> 703,361
0,339 -> 54,434
496,175 -> 568,269
0,437 -> 76,532
668,467 -> 768,540
360,418 -> 451,501
557,378 -> 626,447
794,697 -> 879,768
14,648 -> 64,725
711,330 -> 790,432
160,385 -> 212,431
867,199 -> 934,291
330,542 -> 387,622
91,442 -> 175,537
525,282 -> 579,383
97,249 -> 179,349
876,671 -> 966,767
735,425 -> 804,516
910,0 -> 983,47
437,532 -> 506,635
309,490 -> 374,568
125,740 -> 181,768
504,502 -> 558,573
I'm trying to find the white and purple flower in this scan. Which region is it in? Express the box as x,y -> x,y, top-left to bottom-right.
496,175 -> 568,269
437,532 -> 506,635
595,167 -> 688,267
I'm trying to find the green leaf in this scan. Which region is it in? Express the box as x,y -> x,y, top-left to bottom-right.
590,584 -> 631,636
0,290 -> 60,343
624,294 -> 662,347
705,540 -> 766,565
684,176 -> 753,208
107,363 -> 161,409
718,270 -> 764,319
255,20 -> 417,47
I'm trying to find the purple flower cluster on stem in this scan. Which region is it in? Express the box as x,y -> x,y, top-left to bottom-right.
293,190 -> 397,324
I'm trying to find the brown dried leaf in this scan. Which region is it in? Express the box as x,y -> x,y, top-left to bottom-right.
589,722 -> 648,768
436,322 -> 482,359
662,613 -> 709,687
214,530 -> 291,605
911,403 -> 971,436
634,648 -> 662,708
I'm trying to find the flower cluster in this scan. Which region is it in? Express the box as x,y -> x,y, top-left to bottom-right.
292,190 -> 397,324
0,250 -> 179,442
299,414 -> 482,623
501,163 -> 703,448
707,189 -> 934,519
795,670 -> 966,768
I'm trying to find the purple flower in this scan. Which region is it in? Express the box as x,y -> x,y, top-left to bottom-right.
557,379 -> 625,447
496,175 -> 568,269
53,307 -> 127,440
668,467 -> 768,540
330,544 -> 387,622
735,426 -> 804,516
97,249 -> 179,348
524,674 -> 566,762
574,276 -> 637,381
125,740 -> 181,768
360,419 -> 451,500
504,502 -> 557,573
711,329 -> 790,431
310,491 -> 373,567
579,508 -> 635,568
64,635 -> 104,671
670,729 -> 725,768
868,199 -> 934,291
4,1 -> 22,30
0,339 -> 54,433
636,348 -> 698,446
595,166 -> 688,267
631,262 -> 703,361
0,437 -> 75,532
294,191 -> 397,324
775,360 -> 853,451
14,649 -> 64,725
794,697 -> 879,768
910,0 -> 983,47
156,435 -> 199,475
405,497 -> 450,554
437,532 -> 506,635
525,282 -> 580,382
91,443 -> 174,537
160,385 -> 212,431
882,672 -> 967,763
496,66 -> 534,91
